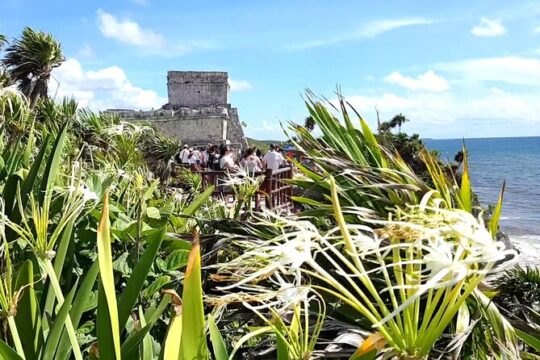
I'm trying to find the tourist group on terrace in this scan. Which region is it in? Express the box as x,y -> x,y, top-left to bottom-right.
175,143 -> 293,173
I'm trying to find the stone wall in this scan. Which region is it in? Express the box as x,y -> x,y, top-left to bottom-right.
129,115 -> 228,145
227,107 -> 248,146
167,71 -> 229,108
106,70 -> 247,148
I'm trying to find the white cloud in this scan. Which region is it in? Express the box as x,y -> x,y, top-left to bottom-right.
470,18 -> 507,37
340,88 -> 540,138
293,17 -> 433,49
358,18 -> 434,38
437,56 -> 540,85
96,9 -> 212,55
384,70 -> 450,92
97,9 -> 166,48
229,79 -> 252,91
50,58 -> 165,110
534,26 -> 540,34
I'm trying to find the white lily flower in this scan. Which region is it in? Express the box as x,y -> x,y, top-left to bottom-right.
81,186 -> 98,203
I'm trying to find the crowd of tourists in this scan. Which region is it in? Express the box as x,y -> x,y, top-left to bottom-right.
174,143 -> 290,173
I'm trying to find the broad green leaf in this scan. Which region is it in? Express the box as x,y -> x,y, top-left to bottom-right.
96,193 -> 121,360
42,281 -> 78,360
163,297 -> 182,360
39,121 -> 69,205
14,259 -> 43,360
2,174 -> 21,217
172,186 -> 214,231
209,315 -> 229,360
276,326 -> 290,360
164,249 -> 190,271
180,233 -> 208,359
56,261 -> 99,360
146,206 -> 160,219
0,339 -> 24,360
117,227 -> 166,331
142,275 -> 170,300
18,135 -> 50,212
516,328 -> 540,352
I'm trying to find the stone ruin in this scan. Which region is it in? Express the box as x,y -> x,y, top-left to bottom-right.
106,71 -> 247,148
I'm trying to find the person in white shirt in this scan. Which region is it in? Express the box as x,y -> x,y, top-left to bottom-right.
179,145 -> 190,164
192,147 -> 201,165
240,148 -> 263,173
263,144 -> 285,172
219,146 -> 238,171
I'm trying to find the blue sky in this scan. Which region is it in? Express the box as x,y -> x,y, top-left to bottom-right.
1,0 -> 540,139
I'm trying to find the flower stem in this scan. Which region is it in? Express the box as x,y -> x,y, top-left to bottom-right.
7,315 -> 25,359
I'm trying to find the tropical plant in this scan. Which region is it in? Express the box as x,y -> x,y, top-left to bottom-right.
213,178 -> 516,359
2,27 -> 64,107
380,113 -> 409,133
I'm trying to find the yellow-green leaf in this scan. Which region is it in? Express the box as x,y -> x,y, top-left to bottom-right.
489,182 -> 505,237
460,146 -> 472,212
180,232 -> 208,359
96,193 -> 121,360
163,291 -> 183,360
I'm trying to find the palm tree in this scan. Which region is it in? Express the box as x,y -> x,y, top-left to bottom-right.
304,115 -> 315,131
2,27 -> 64,107
0,34 -> 12,88
390,113 -> 409,133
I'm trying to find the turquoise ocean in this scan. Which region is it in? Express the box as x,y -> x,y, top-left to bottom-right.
425,136 -> 540,264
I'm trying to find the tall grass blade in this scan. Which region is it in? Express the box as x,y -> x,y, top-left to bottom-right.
209,315 -> 229,360
96,192 -> 121,360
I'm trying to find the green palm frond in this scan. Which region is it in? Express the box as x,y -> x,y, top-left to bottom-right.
2,27 -> 64,106
288,92 -> 459,219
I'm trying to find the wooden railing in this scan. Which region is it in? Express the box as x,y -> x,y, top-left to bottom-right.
198,167 -> 294,210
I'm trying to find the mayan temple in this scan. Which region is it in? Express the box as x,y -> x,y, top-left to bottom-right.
106,71 -> 247,147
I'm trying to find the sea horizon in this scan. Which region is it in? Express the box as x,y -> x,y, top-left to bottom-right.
426,136 -> 540,265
